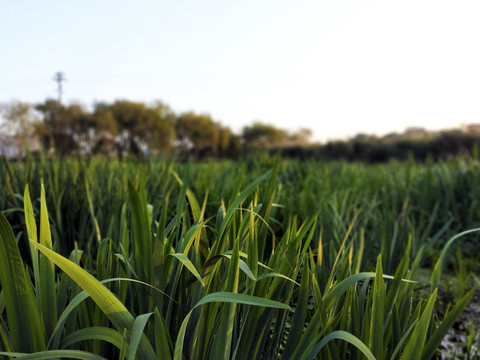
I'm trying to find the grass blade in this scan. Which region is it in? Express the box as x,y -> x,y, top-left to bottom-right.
128,313 -> 153,360
421,288 -> 475,360
169,253 -> 205,286
370,255 -> 385,360
39,183 -> 57,339
282,257 -> 310,359
214,239 -> 240,359
214,171 -> 271,256
23,185 -> 40,301
389,320 -> 417,360
430,228 -> 480,291
154,308 -> 172,360
399,289 -> 437,360
0,350 -> 107,359
174,292 -> 290,360
127,180 -> 153,284
305,330 -> 376,360
0,212 -> 45,352
60,326 -> 124,350
30,241 -> 156,360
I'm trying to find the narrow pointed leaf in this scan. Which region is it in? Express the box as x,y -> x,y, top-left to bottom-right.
39,183 -> 57,339
174,292 -> 290,360
60,327 -> 124,350
305,331 -> 376,360
421,288 -> 474,360
0,212 -> 45,352
0,350 -> 107,359
128,313 -> 154,360
430,228 -> 480,291
400,289 -> 437,360
370,255 -> 385,360
30,241 -> 156,360
169,253 -> 204,286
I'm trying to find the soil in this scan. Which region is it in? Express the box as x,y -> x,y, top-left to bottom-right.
417,268 -> 480,359
437,288 -> 480,359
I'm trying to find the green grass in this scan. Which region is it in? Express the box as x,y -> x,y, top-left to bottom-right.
0,154 -> 479,359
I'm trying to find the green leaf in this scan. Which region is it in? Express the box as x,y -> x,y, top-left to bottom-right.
60,327 -> 124,350
23,185 -> 40,300
49,277 -> 175,350
174,292 -> 290,360
169,253 -> 205,286
0,350 -> 107,359
127,180 -> 153,284
0,212 -> 45,352
400,289 -> 437,360
85,179 -> 102,243
389,320 -> 417,360
222,254 -> 257,281
214,171 -> 271,255
430,228 -> 480,291
255,272 -> 300,286
39,183 -> 53,249
50,290 -> 90,350
370,255 -> 385,360
421,288 -> 475,360
305,330 -> 376,360
30,241 -> 156,360
39,182 -> 57,339
171,169 -> 202,222
324,272 -> 415,311
214,239 -> 240,359
128,313 -> 153,360
282,258 -> 310,359
154,308 -> 172,360
324,272 -> 376,310
32,241 -> 132,327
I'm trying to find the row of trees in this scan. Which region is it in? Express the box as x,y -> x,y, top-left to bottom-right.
1,100 -> 312,158
8,98 -> 474,163
275,130 -> 480,162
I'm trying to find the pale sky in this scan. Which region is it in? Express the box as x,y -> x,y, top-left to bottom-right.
1,0 -> 479,142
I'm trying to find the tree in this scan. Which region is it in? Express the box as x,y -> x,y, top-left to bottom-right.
66,103 -> 95,154
108,100 -> 148,154
144,101 -> 176,154
106,100 -> 176,155
91,103 -> 118,154
242,121 -> 287,146
35,100 -> 92,155
288,128 -> 312,144
217,125 -> 232,153
36,99 -> 67,154
1,101 -> 40,156
176,112 -> 220,155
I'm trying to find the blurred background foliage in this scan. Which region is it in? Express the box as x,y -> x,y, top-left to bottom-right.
3,99 -> 480,162
2,154 -> 480,275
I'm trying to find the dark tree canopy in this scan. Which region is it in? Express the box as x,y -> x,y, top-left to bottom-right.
2,99 -> 312,159
242,122 -> 288,146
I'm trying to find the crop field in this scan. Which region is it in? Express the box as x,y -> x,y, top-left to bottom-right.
0,154 -> 479,359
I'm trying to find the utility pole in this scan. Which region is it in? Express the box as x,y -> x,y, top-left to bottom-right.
52,71 -> 66,103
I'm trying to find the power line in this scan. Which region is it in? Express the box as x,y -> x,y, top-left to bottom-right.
52,71 -> 66,103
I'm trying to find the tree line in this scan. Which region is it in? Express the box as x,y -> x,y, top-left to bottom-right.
3,99 -> 479,162
274,129 -> 480,162
0,99 -> 311,158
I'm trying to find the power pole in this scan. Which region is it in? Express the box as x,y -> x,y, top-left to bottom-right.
52,71 -> 66,103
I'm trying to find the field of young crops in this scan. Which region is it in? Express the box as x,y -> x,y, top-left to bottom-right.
1,154 -> 479,359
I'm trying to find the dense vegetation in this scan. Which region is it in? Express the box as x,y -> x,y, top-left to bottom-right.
0,154 -> 479,359
3,99 -> 480,162
275,130 -> 480,163
1,100 -> 311,159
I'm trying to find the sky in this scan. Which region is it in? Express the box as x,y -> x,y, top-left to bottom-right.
1,0 -> 479,143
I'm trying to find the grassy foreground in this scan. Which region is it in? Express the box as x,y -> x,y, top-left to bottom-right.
0,155 -> 479,359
